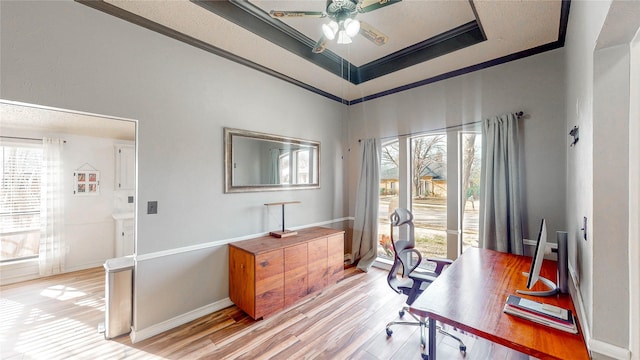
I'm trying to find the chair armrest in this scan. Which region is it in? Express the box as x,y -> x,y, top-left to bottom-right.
424,257 -> 453,275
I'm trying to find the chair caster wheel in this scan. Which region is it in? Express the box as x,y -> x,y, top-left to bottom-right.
386,328 -> 393,336
399,310 -> 405,318
421,354 -> 429,360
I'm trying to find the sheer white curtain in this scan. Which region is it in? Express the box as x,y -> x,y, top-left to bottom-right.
479,113 -> 523,254
39,137 -> 65,275
352,138 -> 380,272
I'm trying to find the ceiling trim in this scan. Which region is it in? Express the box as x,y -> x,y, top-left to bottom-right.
196,0 -> 486,85
76,0 -> 345,104
76,0 -> 571,106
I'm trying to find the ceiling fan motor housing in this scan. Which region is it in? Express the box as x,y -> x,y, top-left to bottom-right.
326,0 -> 358,21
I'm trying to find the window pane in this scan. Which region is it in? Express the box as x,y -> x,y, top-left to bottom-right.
378,141 -> 399,261
462,133 -> 481,252
411,134 -> 447,258
279,153 -> 290,184
0,145 -> 42,261
296,150 -> 309,184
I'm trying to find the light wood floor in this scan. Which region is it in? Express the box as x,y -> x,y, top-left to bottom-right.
1,265 -> 529,360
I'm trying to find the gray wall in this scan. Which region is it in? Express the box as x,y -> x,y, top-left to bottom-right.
346,49 -> 568,243
1,0 -> 347,335
2,0 -> 636,355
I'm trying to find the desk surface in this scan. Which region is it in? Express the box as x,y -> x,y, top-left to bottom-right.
410,248 -> 589,360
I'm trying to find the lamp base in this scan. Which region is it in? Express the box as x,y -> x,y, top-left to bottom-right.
269,230 -> 298,238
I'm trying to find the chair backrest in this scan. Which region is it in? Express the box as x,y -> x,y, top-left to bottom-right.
387,208 -> 422,294
389,208 -> 415,255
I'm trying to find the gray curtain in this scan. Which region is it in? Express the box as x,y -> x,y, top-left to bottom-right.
352,138 -> 380,272
267,148 -> 280,184
479,113 -> 523,254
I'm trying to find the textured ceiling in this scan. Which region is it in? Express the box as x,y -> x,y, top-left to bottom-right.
0,101 -> 136,141
81,0 -> 568,104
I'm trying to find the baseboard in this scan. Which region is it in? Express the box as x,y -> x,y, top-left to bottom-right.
0,258 -> 39,285
0,260 -> 108,286
589,338 -> 631,360
129,297 -> 234,343
566,263 -> 631,359
65,260 -> 106,273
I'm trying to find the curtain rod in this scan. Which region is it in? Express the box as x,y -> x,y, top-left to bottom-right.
0,135 -> 67,143
359,111 -> 525,143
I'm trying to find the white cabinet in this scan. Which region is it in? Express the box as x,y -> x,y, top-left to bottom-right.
115,145 -> 135,190
113,213 -> 134,257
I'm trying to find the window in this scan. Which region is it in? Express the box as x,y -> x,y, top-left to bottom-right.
461,133 -> 481,252
294,149 -> 310,184
0,143 -> 42,262
377,131 -> 482,262
378,140 -> 400,261
278,147 -> 318,186
410,134 -> 448,258
279,153 -> 290,184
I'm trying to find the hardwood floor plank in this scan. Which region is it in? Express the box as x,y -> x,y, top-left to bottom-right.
1,265 -> 531,360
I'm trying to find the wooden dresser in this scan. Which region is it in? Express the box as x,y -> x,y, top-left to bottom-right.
229,226 -> 344,319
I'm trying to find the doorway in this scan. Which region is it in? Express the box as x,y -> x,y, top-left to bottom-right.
0,99 -> 137,284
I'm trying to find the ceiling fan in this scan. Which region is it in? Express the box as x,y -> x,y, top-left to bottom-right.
269,0 -> 401,53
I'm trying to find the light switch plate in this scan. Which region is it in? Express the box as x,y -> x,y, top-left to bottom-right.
147,201 -> 158,214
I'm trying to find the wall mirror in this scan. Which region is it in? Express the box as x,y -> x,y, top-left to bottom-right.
224,128 -> 320,193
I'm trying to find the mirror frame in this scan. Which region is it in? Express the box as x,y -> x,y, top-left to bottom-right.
224,127 -> 321,193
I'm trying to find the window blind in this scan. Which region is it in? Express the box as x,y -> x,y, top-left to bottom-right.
0,145 -> 43,233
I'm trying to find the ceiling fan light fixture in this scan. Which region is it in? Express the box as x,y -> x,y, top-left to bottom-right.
322,21 -> 339,40
344,18 -> 360,37
337,30 -> 352,44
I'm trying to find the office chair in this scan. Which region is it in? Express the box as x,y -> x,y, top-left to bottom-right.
385,208 -> 466,359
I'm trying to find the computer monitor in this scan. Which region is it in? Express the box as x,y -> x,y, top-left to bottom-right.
517,218 -> 559,297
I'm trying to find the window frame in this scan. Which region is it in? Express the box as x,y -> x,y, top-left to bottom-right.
0,139 -> 43,263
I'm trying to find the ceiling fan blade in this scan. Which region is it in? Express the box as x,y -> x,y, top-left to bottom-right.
312,36 -> 328,54
359,21 -> 389,46
357,0 -> 401,13
269,10 -> 326,18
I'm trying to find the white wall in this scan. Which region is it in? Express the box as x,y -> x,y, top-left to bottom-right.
0,127 -> 133,284
565,0 -> 639,358
0,0 -> 347,339
347,48 -> 568,242
564,0 -> 610,350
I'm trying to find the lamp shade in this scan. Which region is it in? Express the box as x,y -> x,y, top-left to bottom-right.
337,30 -> 352,44
344,18 -> 360,37
322,21 -> 338,40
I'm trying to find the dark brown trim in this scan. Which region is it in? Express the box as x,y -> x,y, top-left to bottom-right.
76,0 -> 571,106
76,0 -> 343,103
202,0 -> 486,85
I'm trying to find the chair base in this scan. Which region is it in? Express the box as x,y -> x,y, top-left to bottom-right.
385,306 -> 467,359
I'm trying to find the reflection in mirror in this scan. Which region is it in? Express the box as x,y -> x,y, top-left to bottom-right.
224,128 -> 320,192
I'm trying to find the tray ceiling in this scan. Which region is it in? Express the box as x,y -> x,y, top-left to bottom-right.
78,0 -> 569,104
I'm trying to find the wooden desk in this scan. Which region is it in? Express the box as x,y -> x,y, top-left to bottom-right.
410,248 -> 589,360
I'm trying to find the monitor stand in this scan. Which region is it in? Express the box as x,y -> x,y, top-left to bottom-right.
516,231 -> 569,297
516,273 -> 559,297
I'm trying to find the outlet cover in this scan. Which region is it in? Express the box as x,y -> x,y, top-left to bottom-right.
147,201 -> 158,214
